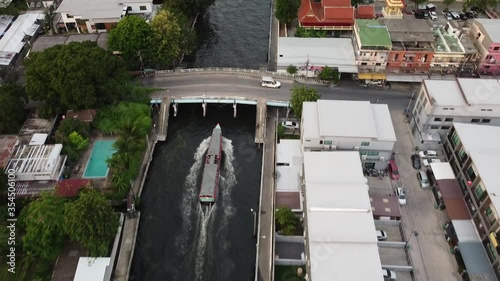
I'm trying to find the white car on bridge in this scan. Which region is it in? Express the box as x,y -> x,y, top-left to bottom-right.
261,76 -> 281,88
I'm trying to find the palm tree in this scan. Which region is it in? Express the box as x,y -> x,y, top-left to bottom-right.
44,6 -> 57,35
112,119 -> 146,170
111,173 -> 129,193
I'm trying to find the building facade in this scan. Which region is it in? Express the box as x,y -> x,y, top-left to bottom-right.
470,19 -> 500,76
382,16 -> 435,75
410,78 -> 500,143
57,0 -> 152,33
301,100 -> 396,170
353,19 -> 392,80
443,123 -> 500,279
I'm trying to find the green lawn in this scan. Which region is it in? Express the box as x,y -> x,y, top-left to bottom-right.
274,265 -> 306,281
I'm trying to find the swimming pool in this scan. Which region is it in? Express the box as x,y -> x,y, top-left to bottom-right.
83,140 -> 116,178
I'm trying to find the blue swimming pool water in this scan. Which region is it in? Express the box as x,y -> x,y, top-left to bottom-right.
83,140 -> 116,178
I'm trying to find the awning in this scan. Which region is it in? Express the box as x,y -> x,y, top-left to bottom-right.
457,242 -> 497,281
386,73 -> 457,82
452,220 -> 480,243
443,198 -> 471,220
357,73 -> 387,80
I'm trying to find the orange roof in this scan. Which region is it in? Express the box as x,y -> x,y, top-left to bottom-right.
356,5 -> 375,19
56,179 -> 91,198
299,0 -> 354,25
66,109 -> 98,123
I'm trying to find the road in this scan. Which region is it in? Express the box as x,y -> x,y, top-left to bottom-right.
143,75 -> 414,109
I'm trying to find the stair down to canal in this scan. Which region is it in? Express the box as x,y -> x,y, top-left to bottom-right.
157,97 -> 171,141
255,98 -> 266,144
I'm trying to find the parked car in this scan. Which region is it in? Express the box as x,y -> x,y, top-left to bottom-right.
418,150 -> 437,158
429,11 -> 438,20
459,13 -> 468,20
445,12 -> 453,20
383,268 -> 397,280
395,187 -> 407,205
414,11 -> 424,19
260,76 -> 281,88
410,154 -> 421,170
451,11 -> 460,19
465,11 -> 477,18
423,157 -> 441,167
417,170 -> 430,189
425,3 -> 436,11
377,230 -> 387,241
388,159 -> 400,180
423,12 -> 430,19
281,121 -> 299,130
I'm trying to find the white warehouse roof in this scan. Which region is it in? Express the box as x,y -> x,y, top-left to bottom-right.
424,78 -> 500,107
303,151 -> 383,281
302,100 -> 396,141
277,38 -> 357,73
475,19 -> 500,43
73,257 -> 111,281
430,162 -> 456,180
276,139 -> 302,166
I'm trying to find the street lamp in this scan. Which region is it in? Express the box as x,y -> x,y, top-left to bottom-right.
406,230 -> 419,249
250,208 -> 257,237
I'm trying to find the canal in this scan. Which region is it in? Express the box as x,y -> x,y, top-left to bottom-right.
130,104 -> 263,281
184,0 -> 272,69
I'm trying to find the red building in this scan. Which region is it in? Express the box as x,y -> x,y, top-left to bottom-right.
298,0 -> 355,30
356,5 -> 375,19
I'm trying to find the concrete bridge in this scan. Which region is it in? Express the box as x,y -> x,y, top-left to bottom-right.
151,95 -> 291,143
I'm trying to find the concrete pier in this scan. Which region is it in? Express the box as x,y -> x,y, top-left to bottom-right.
157,97 -> 171,141
255,98 -> 267,143
113,212 -> 141,281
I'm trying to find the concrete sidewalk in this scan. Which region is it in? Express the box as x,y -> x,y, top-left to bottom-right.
113,213 -> 141,281
390,110 -> 460,281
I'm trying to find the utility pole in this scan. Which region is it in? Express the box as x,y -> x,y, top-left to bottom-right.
305,54 -> 310,78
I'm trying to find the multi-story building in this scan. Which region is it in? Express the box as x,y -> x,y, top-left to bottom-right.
353,19 -> 392,80
410,78 -> 500,143
298,0 -> 354,30
469,19 -> 500,76
301,100 -> 396,169
430,23 -> 480,76
381,0 -> 404,19
382,16 -> 435,77
6,144 -> 67,181
444,123 -> 500,279
302,151 -> 383,281
444,21 -> 481,77
57,0 -> 152,33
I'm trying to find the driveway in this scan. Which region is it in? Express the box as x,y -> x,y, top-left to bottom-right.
390,109 -> 461,281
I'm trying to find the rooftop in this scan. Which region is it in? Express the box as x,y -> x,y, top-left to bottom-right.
277,38 -> 357,73
73,257 -> 111,281
370,194 -> 401,218
6,144 -> 63,175
424,80 -> 467,106
302,100 -> 396,141
303,151 -> 383,281
458,78 -> 500,105
31,33 -> 108,52
56,179 -> 91,198
452,123 -> 500,212
0,135 -> 18,169
57,0 -> 150,19
430,162 -> 456,180
276,166 -> 301,191
381,16 -> 434,42
276,139 -> 302,166
355,19 -> 392,48
18,110 -> 56,136
433,27 -> 464,53
0,15 -> 15,36
475,19 -> 500,43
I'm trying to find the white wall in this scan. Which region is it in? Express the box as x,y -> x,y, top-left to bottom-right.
302,137 -> 394,152
126,2 -> 152,14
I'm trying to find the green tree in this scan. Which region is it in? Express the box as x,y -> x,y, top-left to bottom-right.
64,190 -> 118,257
67,132 -> 89,152
20,193 -> 66,260
108,16 -> 154,68
443,0 -> 456,9
275,207 -> 300,236
464,0 -> 498,10
110,120 -> 147,170
95,102 -> 151,135
111,173 -> 130,193
25,41 -> 131,118
275,0 -> 301,26
290,86 -> 320,118
287,65 -> 298,75
294,27 -> 327,38
0,83 -> 27,134
150,9 -> 195,69
55,118 -> 90,143
162,0 -> 215,16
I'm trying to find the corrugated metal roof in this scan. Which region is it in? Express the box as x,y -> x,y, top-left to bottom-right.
457,242 -> 497,281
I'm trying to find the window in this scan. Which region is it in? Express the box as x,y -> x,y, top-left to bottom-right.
458,147 -> 468,162
475,185 -> 484,200
441,126 -> 450,130
483,119 -> 491,123
434,117 -> 442,122
324,140 -> 332,145
430,126 -> 439,129
367,151 -> 379,156
361,142 -> 370,146
451,131 -> 460,147
494,47 -> 500,51
467,165 -> 477,182
95,23 -> 106,30
66,14 -> 74,18
320,140 -> 323,145
140,5 -> 147,10
471,119 -> 480,123
361,62 -> 367,65
375,63 -> 381,66
444,118 -> 454,122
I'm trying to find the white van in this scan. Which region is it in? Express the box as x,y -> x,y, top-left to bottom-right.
261,76 -> 281,88
417,171 -> 430,189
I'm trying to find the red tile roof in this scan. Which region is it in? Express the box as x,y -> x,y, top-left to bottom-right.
356,5 -> 375,19
56,179 -> 91,198
66,109 -> 98,123
299,0 -> 354,26
0,136 -> 17,169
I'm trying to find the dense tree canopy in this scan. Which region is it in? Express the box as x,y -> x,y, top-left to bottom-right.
290,86 -> 320,118
150,9 -> 195,69
25,41 -> 131,117
64,190 -> 119,257
95,102 -> 151,135
463,0 -> 498,10
0,83 -> 27,134
163,0 -> 215,16
275,207 -> 301,235
108,16 -> 154,68
275,0 -> 301,26
20,193 -> 66,260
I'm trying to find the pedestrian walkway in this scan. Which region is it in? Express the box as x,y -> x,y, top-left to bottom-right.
390,110 -> 461,281
255,98 -> 267,143
256,108 -> 277,281
113,212 -> 141,281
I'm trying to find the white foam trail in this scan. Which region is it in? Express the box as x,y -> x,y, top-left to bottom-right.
194,204 -> 216,281
176,137 -> 211,254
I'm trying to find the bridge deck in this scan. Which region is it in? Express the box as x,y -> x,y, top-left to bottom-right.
255,98 -> 266,143
157,97 -> 171,141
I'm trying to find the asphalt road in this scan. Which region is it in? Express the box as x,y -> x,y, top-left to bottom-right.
143,75 -> 414,109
